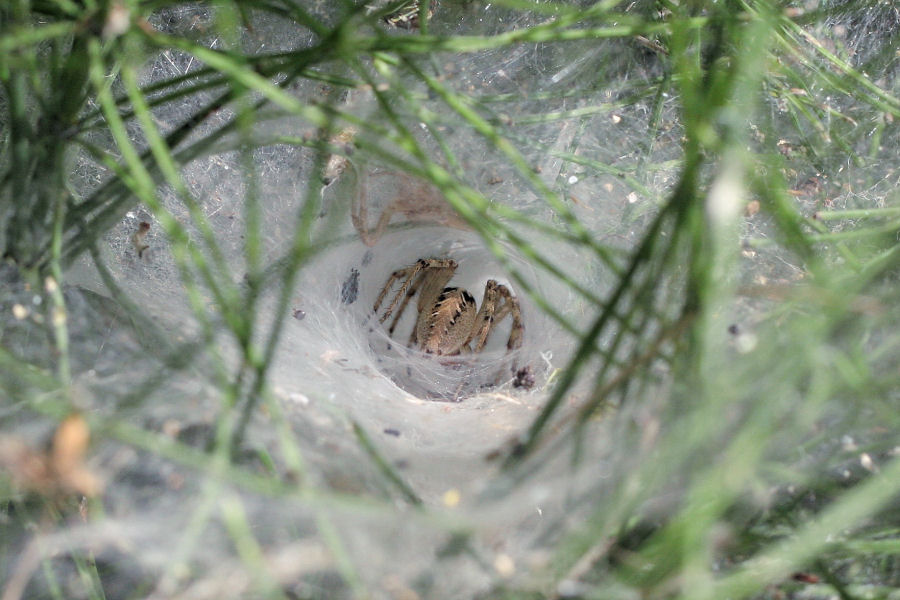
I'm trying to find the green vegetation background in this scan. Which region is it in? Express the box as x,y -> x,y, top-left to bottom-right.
1,0 -> 900,598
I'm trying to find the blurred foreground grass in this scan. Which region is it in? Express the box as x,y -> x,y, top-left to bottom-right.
2,1 -> 900,599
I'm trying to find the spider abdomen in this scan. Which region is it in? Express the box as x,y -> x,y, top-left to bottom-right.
418,287 -> 477,355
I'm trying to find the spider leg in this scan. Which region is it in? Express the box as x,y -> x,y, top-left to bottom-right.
373,263 -> 423,323
499,289 -> 526,380
504,289 -> 525,361
373,259 -> 458,346
351,167 -> 401,247
467,281 -> 525,378
389,267 -> 429,337
383,264 -> 445,348
465,280 -> 507,352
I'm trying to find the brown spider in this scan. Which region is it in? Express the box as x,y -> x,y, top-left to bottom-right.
373,258 -> 524,376
352,171 -> 468,247
319,125 -> 468,247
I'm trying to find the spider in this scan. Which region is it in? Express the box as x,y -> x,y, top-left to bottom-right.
372,258 -> 525,376
352,170 -> 468,247
319,125 -> 467,247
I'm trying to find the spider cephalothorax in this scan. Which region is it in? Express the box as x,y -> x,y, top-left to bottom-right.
372,258 -> 524,375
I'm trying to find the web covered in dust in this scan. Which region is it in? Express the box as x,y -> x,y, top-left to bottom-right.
9,4 -> 687,600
